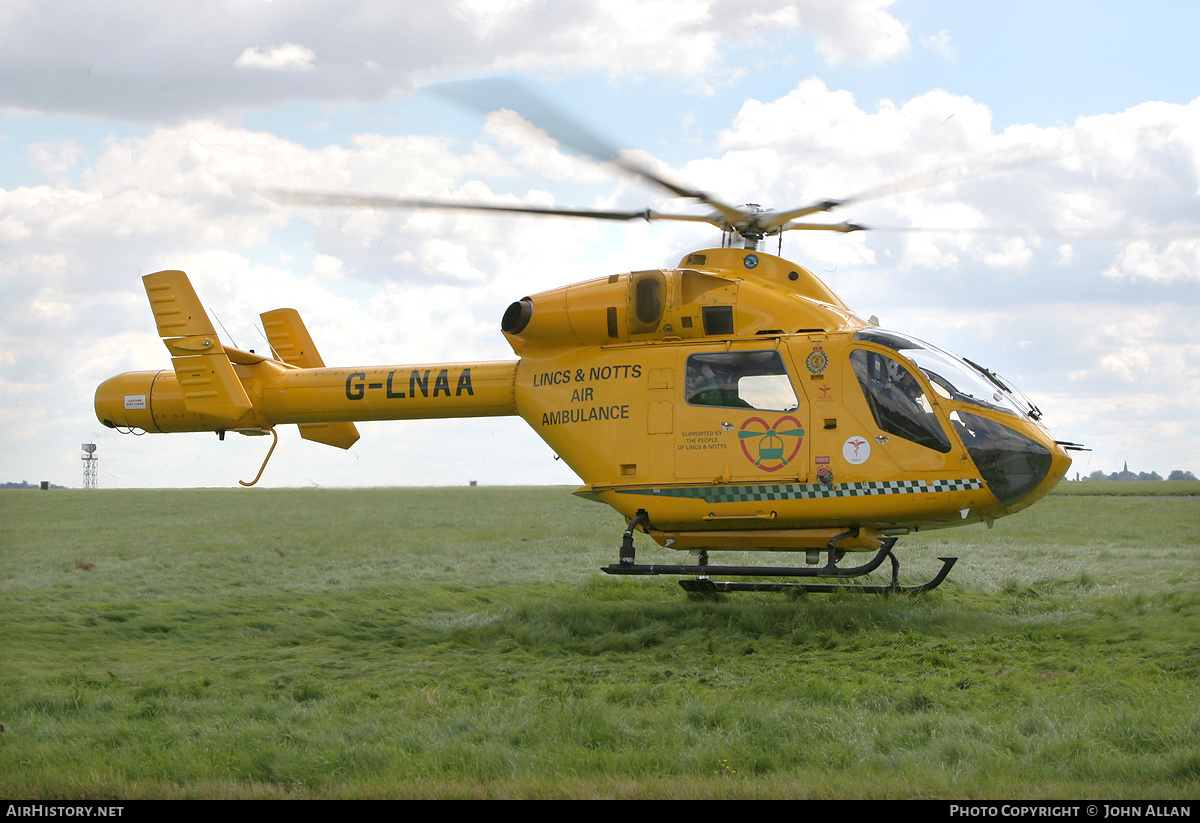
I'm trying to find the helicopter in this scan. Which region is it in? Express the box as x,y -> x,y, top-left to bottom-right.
94,80 -> 1084,593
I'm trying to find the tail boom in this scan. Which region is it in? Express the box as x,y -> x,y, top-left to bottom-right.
95,360 -> 519,434
95,269 -> 517,451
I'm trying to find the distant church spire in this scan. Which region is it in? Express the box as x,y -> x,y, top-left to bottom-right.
1115,460 -> 1135,481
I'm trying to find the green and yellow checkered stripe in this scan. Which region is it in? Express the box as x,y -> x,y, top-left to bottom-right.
616,478 -> 984,504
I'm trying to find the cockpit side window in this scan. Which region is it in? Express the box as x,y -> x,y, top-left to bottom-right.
685,351 -> 798,411
853,328 -> 1033,419
850,349 -> 952,453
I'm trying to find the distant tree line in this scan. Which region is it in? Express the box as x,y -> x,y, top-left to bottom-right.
0,481 -> 67,489
1084,469 -> 1197,481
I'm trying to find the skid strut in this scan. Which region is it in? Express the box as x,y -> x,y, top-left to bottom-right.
602,517 -> 957,593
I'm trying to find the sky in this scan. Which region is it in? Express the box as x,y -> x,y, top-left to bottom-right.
1,0 -> 1198,489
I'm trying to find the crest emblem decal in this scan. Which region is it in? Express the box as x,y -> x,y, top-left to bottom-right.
805,347 -> 828,374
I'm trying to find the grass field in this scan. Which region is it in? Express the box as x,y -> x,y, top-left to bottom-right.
1052,480 -> 1200,496
1,486 -> 1197,799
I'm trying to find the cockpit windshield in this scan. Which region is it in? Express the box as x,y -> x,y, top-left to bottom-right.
854,329 -> 1035,420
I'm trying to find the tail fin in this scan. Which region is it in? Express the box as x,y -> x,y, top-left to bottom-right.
260,308 -> 361,450
143,271 -> 253,422
261,308 -> 327,369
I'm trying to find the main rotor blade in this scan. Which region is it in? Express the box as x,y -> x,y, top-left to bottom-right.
756,200 -> 843,231
256,189 -> 650,221
751,146 -> 1070,236
837,144 -> 1069,209
777,220 -> 866,234
254,188 -> 728,227
860,224 -> 1200,241
430,78 -> 750,227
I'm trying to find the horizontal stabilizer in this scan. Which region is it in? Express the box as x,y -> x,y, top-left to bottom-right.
143,271 -> 253,422
169,353 -> 253,421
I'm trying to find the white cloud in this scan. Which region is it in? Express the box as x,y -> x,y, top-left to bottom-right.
978,237 -> 1034,269
920,29 -> 956,63
234,43 -> 316,72
0,1 -> 912,121
28,139 -> 86,180
312,254 -> 345,280
1103,239 -> 1200,282
790,0 -> 911,65
716,80 -> 997,177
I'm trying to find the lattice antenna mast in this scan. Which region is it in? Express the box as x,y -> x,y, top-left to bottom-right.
81,443 -> 98,489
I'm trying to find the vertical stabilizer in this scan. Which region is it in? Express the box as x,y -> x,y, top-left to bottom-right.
260,307 -> 361,449
261,308 -> 326,368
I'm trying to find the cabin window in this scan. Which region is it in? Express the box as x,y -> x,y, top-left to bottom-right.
685,351 -> 798,411
850,349 -> 951,453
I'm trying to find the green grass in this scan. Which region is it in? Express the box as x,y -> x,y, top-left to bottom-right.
1,486 -> 1197,798
1052,480 -> 1200,496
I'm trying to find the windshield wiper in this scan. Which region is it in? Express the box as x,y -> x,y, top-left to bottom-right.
963,357 -> 1010,392
962,357 -> 1041,420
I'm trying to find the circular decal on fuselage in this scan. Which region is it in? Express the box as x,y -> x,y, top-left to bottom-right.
805,350 -> 828,374
743,254 -> 759,269
739,416 -> 804,472
842,436 -> 871,465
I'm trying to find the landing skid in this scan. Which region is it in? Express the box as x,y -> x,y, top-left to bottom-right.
601,512 -> 957,594
674,551 -> 958,594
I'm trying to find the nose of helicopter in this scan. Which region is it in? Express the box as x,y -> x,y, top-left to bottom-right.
950,410 -> 1072,510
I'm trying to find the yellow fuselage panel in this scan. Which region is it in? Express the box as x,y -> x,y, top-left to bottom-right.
95,361 -> 518,432
264,363 -> 516,422
95,369 -> 262,433
596,481 -> 997,532
503,249 -> 868,355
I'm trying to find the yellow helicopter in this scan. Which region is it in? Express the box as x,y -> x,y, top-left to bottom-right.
94,81 -> 1083,593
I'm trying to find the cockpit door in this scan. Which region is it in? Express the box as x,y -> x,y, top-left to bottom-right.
845,346 -> 959,472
